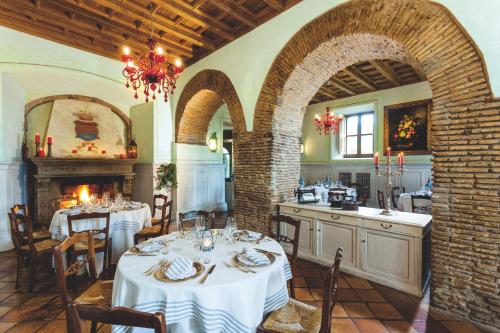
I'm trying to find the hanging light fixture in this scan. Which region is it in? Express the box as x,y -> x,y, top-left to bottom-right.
314,107 -> 344,135
120,3 -> 183,103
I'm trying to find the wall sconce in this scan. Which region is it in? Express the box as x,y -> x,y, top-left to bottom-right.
300,138 -> 305,155
208,132 -> 218,152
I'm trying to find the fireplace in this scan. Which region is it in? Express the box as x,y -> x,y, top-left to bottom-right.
27,158 -> 136,225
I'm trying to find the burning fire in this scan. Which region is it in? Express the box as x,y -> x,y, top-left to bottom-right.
79,185 -> 91,204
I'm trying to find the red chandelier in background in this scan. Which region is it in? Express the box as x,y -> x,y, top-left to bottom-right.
314,107 -> 344,135
121,38 -> 183,103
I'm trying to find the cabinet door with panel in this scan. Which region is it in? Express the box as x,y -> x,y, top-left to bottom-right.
361,227 -> 415,286
317,220 -> 357,269
279,216 -> 314,256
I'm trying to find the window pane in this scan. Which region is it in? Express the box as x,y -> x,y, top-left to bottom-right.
361,113 -> 374,134
361,135 -> 373,154
346,116 -> 358,136
346,136 -> 358,155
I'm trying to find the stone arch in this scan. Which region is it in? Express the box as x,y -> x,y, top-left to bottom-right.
246,0 -> 499,327
175,70 -> 246,144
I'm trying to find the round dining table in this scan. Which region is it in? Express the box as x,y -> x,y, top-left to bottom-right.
112,232 -> 292,333
49,204 -> 152,266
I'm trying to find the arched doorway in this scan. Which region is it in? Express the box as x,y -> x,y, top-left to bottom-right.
175,69 -> 247,215
249,0 -> 497,326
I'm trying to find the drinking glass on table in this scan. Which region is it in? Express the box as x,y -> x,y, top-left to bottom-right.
225,217 -> 237,242
195,215 -> 207,232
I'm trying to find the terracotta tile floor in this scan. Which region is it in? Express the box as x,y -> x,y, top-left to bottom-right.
0,225 -> 487,332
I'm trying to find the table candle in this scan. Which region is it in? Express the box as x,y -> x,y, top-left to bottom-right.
47,136 -> 52,144
38,148 -> 45,157
35,133 -> 40,144
202,238 -> 212,249
374,152 -> 379,166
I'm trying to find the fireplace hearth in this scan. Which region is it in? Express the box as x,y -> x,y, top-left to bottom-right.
27,158 -> 136,225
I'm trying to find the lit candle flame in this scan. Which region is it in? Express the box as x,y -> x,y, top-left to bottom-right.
174,59 -> 182,67
123,46 -> 130,55
127,61 -> 134,68
156,47 -> 164,55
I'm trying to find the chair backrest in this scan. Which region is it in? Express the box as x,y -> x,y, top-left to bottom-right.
179,210 -> 215,230
66,212 -> 111,244
152,194 -> 168,219
359,186 -> 370,207
159,200 -> 174,234
320,248 -> 343,333
411,195 -> 432,214
269,215 -> 301,265
70,304 -> 166,333
8,213 -> 38,252
10,204 -> 28,216
53,232 -> 97,310
377,190 -> 386,209
391,186 -> 406,208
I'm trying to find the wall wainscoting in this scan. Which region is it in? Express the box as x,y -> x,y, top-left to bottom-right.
0,162 -> 26,251
300,163 -> 432,207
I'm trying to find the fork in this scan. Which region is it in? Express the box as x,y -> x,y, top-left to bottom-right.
143,259 -> 167,276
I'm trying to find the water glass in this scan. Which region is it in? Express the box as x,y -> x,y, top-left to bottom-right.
195,215 -> 207,232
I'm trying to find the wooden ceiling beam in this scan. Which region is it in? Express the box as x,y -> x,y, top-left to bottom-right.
45,0 -> 193,57
93,0 -> 216,50
157,0 -> 235,41
263,0 -> 284,11
206,0 -> 258,28
369,60 -> 401,86
328,77 -> 357,95
318,87 -> 337,100
343,66 -> 377,91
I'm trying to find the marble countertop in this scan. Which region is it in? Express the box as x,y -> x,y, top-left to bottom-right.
279,202 -> 432,228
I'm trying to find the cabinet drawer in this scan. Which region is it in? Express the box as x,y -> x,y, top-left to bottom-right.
317,212 -> 357,226
362,218 -> 419,236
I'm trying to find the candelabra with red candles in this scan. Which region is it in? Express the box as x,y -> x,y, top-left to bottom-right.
374,148 -> 405,215
121,39 -> 183,103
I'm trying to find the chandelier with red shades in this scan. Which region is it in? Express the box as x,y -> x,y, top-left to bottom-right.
314,107 -> 344,135
120,5 -> 183,103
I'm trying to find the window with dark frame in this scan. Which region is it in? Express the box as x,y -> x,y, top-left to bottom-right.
343,112 -> 374,158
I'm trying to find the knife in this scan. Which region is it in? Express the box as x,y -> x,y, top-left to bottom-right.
199,264 -> 216,284
255,248 -> 282,257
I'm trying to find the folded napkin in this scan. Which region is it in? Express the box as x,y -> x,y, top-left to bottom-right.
240,248 -> 271,266
130,201 -> 143,206
241,230 -> 262,241
128,203 -> 142,210
64,208 -> 81,215
165,257 -> 195,280
135,240 -> 163,253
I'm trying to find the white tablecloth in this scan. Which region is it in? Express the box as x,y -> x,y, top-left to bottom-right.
49,205 -> 152,264
313,186 -> 357,203
112,232 -> 292,333
397,193 -> 432,213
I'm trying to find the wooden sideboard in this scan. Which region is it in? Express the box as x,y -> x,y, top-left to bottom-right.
278,202 -> 432,296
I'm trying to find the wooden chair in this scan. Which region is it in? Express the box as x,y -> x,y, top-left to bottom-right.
10,204 -> 51,242
53,231 -> 113,333
411,195 -> 432,215
151,194 -> 168,226
269,214 -> 301,298
8,213 -> 61,292
257,248 -> 343,333
67,212 -> 112,277
391,186 -> 406,209
70,304 -> 166,333
377,190 -> 386,209
359,186 -> 370,207
134,200 -> 173,244
178,210 -> 216,231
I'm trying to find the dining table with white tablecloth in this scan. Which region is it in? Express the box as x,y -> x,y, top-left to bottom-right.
312,185 -> 358,203
111,232 -> 292,333
49,203 -> 152,265
397,192 -> 432,213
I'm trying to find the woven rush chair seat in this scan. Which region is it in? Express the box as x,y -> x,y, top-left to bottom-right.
134,200 -> 173,244
30,230 -> 51,241
262,298 -> 321,333
74,239 -> 107,252
20,238 -> 60,253
75,280 -> 113,306
136,224 -> 162,236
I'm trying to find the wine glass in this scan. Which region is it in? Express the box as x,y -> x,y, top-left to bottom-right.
195,216 -> 207,232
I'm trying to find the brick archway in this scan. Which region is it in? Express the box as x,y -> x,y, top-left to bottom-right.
175,69 -> 246,144
246,0 -> 499,327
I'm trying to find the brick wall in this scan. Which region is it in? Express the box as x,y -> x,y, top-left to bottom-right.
248,0 -> 499,329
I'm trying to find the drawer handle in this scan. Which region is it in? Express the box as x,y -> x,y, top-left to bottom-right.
331,214 -> 340,220
293,208 -> 302,213
381,223 -> 393,230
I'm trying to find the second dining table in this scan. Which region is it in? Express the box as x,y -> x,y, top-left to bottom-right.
112,231 -> 292,333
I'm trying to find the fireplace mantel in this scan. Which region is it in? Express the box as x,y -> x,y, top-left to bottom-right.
27,158 -> 137,225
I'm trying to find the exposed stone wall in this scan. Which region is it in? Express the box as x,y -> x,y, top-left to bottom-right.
247,0 -> 499,329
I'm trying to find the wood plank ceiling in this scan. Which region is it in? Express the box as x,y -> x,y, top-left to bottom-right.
311,60 -> 427,104
0,0 -> 302,65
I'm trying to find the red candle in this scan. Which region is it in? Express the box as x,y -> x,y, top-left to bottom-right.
38,148 -> 45,157
119,153 -> 124,159
72,149 -> 77,154
387,147 -> 391,159
47,136 -> 52,144
401,152 -> 405,165
101,149 -> 106,154
35,133 -> 40,144
88,145 -> 92,151
397,153 -> 402,166
374,152 -> 379,166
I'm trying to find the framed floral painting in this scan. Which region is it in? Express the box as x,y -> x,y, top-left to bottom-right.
384,99 -> 432,155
